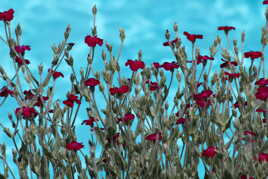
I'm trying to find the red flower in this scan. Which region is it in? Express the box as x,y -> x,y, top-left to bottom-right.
202,146 -> 217,158
67,94 -> 81,104
125,59 -> 145,72
263,0 -> 268,5
66,141 -> 84,151
148,82 -> 160,91
224,72 -> 240,79
63,100 -> 74,108
15,106 -> 38,119
161,61 -> 179,71
15,45 -> 31,54
196,55 -> 214,64
34,96 -> 49,107
53,71 -> 64,80
145,132 -> 163,141
117,85 -> 130,94
0,87 -> 14,97
176,117 -> 187,124
163,38 -> 180,46
84,78 -> 100,87
256,153 -> 268,162
84,35 -> 103,47
220,58 -> 238,68
233,101 -> 247,108
152,62 -> 161,69
196,99 -> 212,108
244,51 -> 262,60
82,117 -> 98,127
217,26 -> 235,34
23,90 -> 35,100
118,113 -> 135,123
255,86 -> 268,101
255,78 -> 268,86
256,108 -> 266,113
183,31 -> 203,43
0,9 -> 14,22
193,89 -> 213,100
244,130 -> 257,136
15,57 -> 30,66
240,175 -> 254,179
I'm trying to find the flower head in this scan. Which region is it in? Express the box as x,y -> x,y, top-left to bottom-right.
202,146 -> 217,158
125,59 -> 145,72
84,35 -> 103,47
244,51 -> 262,60
0,9 -> 14,22
145,132 -> 163,141
84,78 -> 100,87
183,31 -> 203,44
217,26 -> 235,34
66,141 -> 84,151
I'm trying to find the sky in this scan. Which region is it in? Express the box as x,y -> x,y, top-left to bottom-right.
0,0 -> 267,178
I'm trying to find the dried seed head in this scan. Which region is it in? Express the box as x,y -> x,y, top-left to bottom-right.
119,29 -> 126,42
241,31 -> 245,43
15,24 -> 22,37
173,23 -> 178,32
102,50 -> 106,61
64,24 -> 71,40
216,35 -> 221,44
165,29 -> 170,40
92,4 -> 97,15
221,48 -> 231,60
38,63 -> 43,76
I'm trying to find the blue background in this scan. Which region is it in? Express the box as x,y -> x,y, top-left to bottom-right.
0,0 -> 267,178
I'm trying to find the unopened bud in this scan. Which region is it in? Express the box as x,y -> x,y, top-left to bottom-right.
92,5 -> 97,15
165,29 -> 170,40
102,50 -> 106,61
64,24 -> 71,40
119,29 -> 125,42
99,83 -> 104,92
241,31 -> 245,43
38,63 -> 43,76
106,43 -> 112,52
138,50 -> 142,61
15,24 -> 22,37
173,23 -> 178,32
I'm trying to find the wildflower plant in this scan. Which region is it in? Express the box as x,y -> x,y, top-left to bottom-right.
0,2 -> 267,179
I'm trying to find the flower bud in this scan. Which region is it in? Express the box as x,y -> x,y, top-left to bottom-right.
173,23 -> 178,32
38,63 -> 43,76
106,43 -> 112,52
165,29 -> 170,40
241,31 -> 245,43
92,4 -> 97,15
15,24 -> 22,37
64,24 -> 71,40
119,29 -> 125,42
87,55 -> 93,64
99,83 -> 104,92
102,50 -> 106,61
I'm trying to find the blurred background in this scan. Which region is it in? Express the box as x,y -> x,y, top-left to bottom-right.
0,0 -> 267,178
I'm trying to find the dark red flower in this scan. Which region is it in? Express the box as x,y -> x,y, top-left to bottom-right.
196,55 -> 214,65
244,51 -> 262,60
217,26 -> 235,34
84,78 -> 100,87
233,101 -> 247,108
125,59 -> 145,72
240,175 -> 255,179
193,89 -> 213,100
183,31 -> 203,43
67,94 -> 81,104
0,9 -> 14,22
176,117 -> 187,124
34,96 -> 49,107
23,90 -> 35,100
66,141 -> 84,151
117,85 -> 130,94
148,82 -> 160,91
15,45 -> 31,54
256,108 -> 266,113
0,87 -> 14,97
256,153 -> 268,162
244,130 -> 257,136
220,58 -> 238,68
255,78 -> 268,86
15,106 -> 38,119
224,72 -> 240,79
263,0 -> 268,5
163,38 -> 180,46
161,61 -> 179,71
118,113 -> 135,123
152,62 -> 161,69
63,100 -> 74,108
202,146 -> 217,158
145,132 -> 163,141
84,35 -> 103,47
255,86 -> 268,101
15,57 -> 30,66
82,117 -> 98,127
